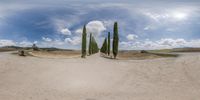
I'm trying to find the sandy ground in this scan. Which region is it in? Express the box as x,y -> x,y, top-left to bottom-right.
0,52 -> 200,100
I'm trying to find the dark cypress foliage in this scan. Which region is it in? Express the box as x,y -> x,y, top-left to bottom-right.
81,25 -> 87,58
112,22 -> 119,59
101,38 -> 107,54
88,34 -> 99,55
91,36 -> 99,54
107,32 -> 110,56
89,33 -> 92,55
93,37 -> 99,53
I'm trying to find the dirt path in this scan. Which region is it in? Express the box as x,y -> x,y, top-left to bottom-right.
0,52 -> 200,100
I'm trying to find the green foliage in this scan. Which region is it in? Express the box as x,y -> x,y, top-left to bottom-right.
92,36 -> 99,54
81,22 -> 119,59
107,32 -> 110,56
18,50 -> 25,56
112,22 -> 119,59
81,25 -> 87,58
32,44 -> 39,51
101,38 -> 107,54
89,33 -> 92,55
89,33 -> 99,55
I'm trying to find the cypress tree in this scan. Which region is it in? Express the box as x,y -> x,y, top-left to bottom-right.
107,32 -> 110,56
112,22 -> 119,59
92,36 -> 95,54
88,33 -> 92,55
81,25 -> 87,58
89,34 -> 99,55
101,38 -> 107,54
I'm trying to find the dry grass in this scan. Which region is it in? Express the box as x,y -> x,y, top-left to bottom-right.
28,50 -> 81,58
0,48 -> 17,52
117,51 -> 178,60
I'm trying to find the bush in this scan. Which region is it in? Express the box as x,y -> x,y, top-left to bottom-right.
32,44 -> 39,51
18,50 -> 25,56
140,50 -> 148,53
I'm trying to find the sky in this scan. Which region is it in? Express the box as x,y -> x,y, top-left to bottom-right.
0,0 -> 200,50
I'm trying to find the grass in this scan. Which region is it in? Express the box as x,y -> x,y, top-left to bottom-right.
28,50 -> 81,58
117,50 -> 178,60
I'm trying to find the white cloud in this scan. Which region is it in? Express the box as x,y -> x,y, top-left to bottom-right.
52,19 -> 73,36
157,38 -> 187,47
0,39 -> 33,47
19,41 -> 33,47
86,20 -> 106,36
75,28 -> 82,35
60,28 -> 72,35
39,39 -> 65,48
65,36 -> 81,45
33,41 -> 38,44
120,38 -> 200,50
0,39 -> 16,46
126,34 -> 138,41
42,37 -> 52,42
103,20 -> 115,28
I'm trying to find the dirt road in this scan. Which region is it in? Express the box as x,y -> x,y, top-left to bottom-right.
0,52 -> 200,100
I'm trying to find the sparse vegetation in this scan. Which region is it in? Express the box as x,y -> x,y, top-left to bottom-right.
18,50 -> 25,56
140,50 -> 148,53
118,50 -> 178,60
32,44 -> 39,51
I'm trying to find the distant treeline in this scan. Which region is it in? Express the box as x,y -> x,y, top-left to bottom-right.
81,22 -> 119,59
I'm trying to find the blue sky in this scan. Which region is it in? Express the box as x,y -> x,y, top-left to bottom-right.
0,0 -> 200,50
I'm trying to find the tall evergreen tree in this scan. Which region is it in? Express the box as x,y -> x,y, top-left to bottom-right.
81,25 -> 87,58
88,33 -> 92,55
92,36 -> 95,54
89,34 -> 99,55
93,37 -> 99,53
107,32 -> 110,56
112,22 -> 119,59
101,38 -> 107,54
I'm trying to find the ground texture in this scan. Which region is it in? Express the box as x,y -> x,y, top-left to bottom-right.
0,52 -> 200,100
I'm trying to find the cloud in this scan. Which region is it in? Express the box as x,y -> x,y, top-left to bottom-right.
75,28 -> 82,35
86,20 -> 106,36
18,41 -> 33,47
0,39 -> 16,46
126,34 -> 138,41
0,2 -> 200,50
60,28 -> 72,35
39,39 -> 65,48
157,38 -> 187,47
42,37 -> 52,42
0,39 -> 33,47
120,38 -> 200,50
65,36 -> 81,45
52,19 -> 73,36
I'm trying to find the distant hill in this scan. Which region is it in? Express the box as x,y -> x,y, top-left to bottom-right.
172,47 -> 200,52
147,47 -> 200,53
0,46 -> 75,52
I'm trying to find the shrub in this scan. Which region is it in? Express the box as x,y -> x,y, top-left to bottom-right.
18,50 -> 25,56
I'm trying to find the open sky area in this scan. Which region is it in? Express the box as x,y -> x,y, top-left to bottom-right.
0,0 -> 200,50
